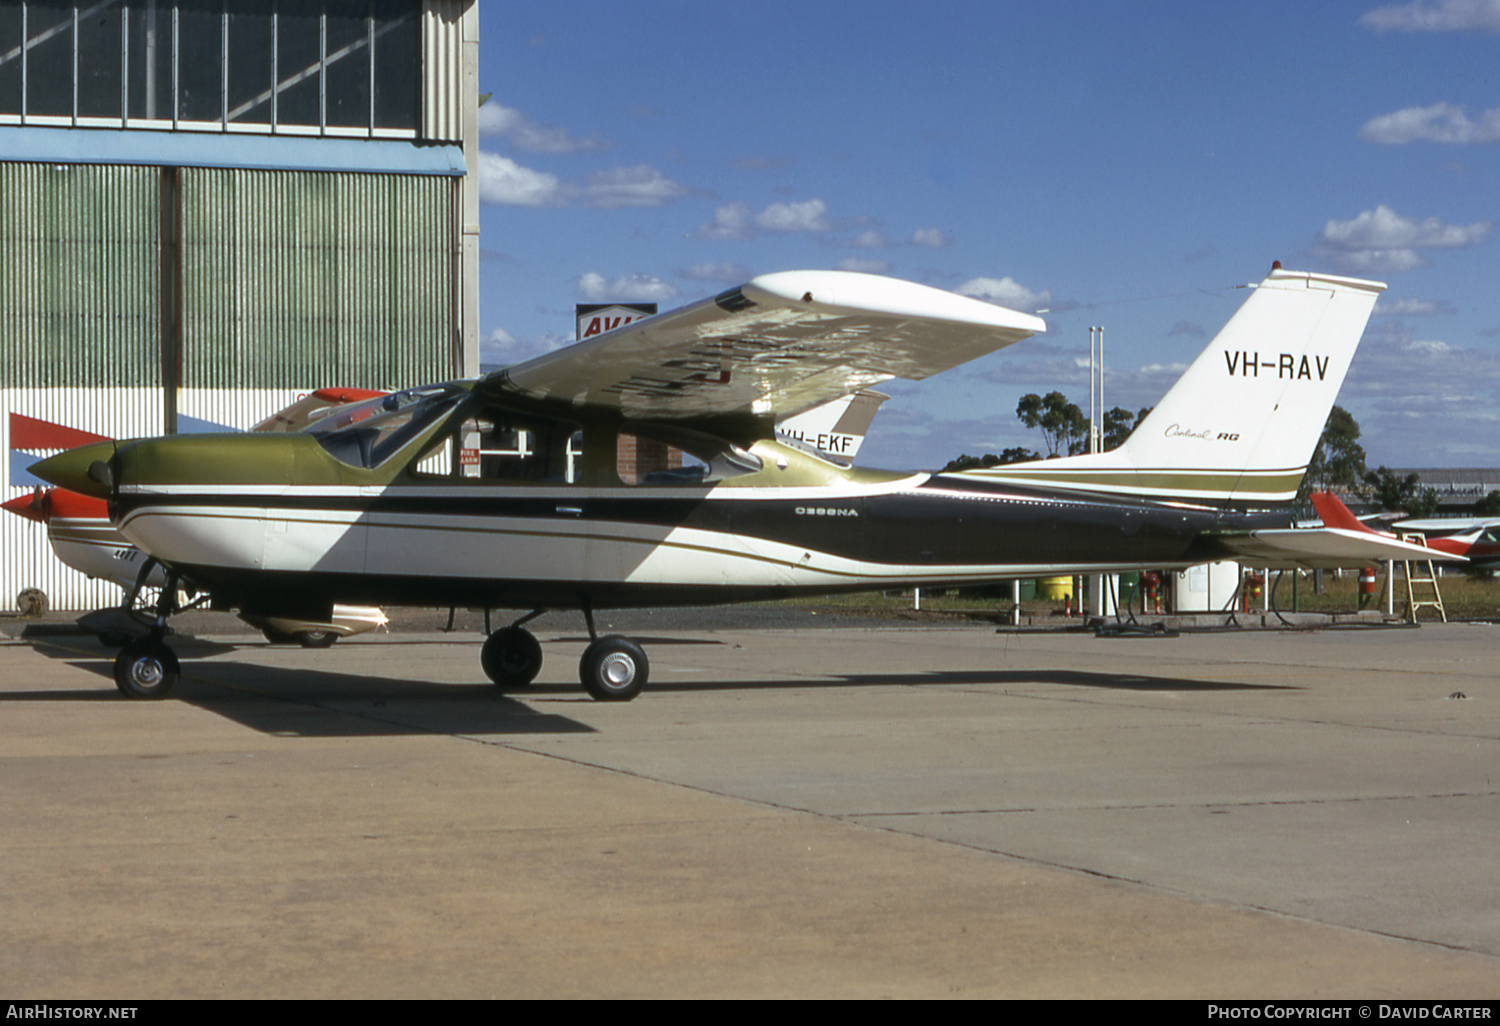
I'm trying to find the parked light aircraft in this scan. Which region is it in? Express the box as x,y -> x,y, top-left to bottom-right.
1364,516 -> 1500,570
32,265 -> 1437,702
1342,509 -> 1500,570
6,389 -> 389,645
6,386 -> 886,640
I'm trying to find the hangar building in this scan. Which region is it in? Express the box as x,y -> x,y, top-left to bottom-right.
1,0 -> 480,612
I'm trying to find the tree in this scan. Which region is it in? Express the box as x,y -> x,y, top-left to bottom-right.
1474,490 -> 1500,516
1302,406 -> 1366,501
1363,466 -> 1439,517
941,447 -> 1040,472
1017,393 -> 1146,456
1016,392 -> 1087,457
1101,406 -> 1145,451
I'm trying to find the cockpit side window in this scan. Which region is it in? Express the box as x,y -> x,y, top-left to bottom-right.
306,385 -> 467,470
412,406 -> 582,484
617,426 -> 762,486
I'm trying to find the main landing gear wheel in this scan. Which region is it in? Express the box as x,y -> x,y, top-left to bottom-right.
295,629 -> 339,649
579,635 -> 648,702
482,626 -> 544,687
114,639 -> 180,699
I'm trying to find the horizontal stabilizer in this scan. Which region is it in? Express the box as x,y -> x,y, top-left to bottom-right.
1212,526 -> 1455,570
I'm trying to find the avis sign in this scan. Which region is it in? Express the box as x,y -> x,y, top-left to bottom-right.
576,303 -> 658,341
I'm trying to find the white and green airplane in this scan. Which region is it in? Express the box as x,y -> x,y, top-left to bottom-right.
32,264 -> 1438,702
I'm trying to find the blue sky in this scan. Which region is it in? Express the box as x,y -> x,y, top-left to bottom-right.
474,0 -> 1500,471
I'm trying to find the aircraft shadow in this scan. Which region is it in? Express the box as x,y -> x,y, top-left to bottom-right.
7,652 -> 596,738
19,632 -> 242,659
9,638 -> 1289,738
647,668 -> 1298,694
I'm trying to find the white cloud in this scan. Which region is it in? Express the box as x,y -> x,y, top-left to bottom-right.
476,152 -> 688,209
848,229 -> 889,249
477,103 -> 607,154
910,228 -> 950,248
1359,0 -> 1500,33
1374,297 -> 1450,316
696,199 -> 831,240
1359,102 -> 1500,144
476,152 -> 564,207
575,272 -> 681,304
955,276 -> 1053,312
837,257 -> 893,274
755,199 -> 831,233
571,165 -> 691,209
1310,205 -> 1492,273
479,326 -> 574,369
698,203 -> 753,240
972,352 -> 1186,415
1333,320 -> 1500,463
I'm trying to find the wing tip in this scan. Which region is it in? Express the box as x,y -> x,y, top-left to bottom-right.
744,270 -> 1047,333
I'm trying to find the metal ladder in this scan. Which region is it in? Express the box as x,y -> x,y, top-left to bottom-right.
1398,532 -> 1447,623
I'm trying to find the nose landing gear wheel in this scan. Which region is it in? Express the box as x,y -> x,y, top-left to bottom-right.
482,626 -> 544,687
114,639 -> 181,699
579,636 -> 648,701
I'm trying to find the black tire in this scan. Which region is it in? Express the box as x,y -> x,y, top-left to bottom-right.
114,640 -> 180,699
578,636 -> 648,702
482,626 -> 543,687
295,629 -> 339,648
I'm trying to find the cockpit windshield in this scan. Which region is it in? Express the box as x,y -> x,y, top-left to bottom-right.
305,384 -> 468,469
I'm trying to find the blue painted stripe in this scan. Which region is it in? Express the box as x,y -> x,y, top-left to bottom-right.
1,125 -> 464,176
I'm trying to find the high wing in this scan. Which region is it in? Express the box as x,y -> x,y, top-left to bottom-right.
484,270 -> 1044,421
1380,515 -> 1500,537
1206,492 -> 1460,570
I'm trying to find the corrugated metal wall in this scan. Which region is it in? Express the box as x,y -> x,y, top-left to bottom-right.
1,164 -> 164,611
182,169 -> 454,393
3,164 -> 459,612
421,0 -> 466,143
0,164 -> 161,390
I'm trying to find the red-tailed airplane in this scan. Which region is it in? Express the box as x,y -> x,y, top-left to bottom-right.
1304,491 -> 1476,571
1346,511 -> 1500,571
32,266 -> 1436,702
7,389 -> 390,645
1417,526 -> 1500,569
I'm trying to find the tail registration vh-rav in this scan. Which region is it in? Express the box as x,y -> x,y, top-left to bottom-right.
33,265 -> 1402,702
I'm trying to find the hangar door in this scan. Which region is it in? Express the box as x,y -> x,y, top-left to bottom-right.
2,161 -> 459,611
179,168 -> 455,393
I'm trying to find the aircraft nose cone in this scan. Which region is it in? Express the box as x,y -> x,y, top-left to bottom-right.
27,440 -> 119,499
0,490 -> 48,524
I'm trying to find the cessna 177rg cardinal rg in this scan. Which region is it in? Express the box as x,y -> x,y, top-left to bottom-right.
32,265 -> 1434,702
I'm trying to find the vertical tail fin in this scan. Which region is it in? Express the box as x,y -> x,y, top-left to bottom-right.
1309,491 -> 1379,534
776,389 -> 889,460
948,266 -> 1385,505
